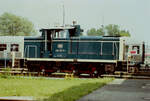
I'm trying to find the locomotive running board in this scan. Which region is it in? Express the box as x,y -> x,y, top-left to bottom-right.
25,58 -> 117,63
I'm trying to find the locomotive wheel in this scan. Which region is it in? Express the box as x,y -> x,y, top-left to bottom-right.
129,67 -> 139,73
67,64 -> 75,73
88,65 -> 98,78
93,69 -> 98,78
105,64 -> 115,74
97,68 -> 104,77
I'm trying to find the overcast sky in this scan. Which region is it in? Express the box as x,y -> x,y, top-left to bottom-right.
0,0 -> 150,44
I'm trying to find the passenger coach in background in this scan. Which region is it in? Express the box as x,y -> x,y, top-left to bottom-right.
0,36 -> 24,67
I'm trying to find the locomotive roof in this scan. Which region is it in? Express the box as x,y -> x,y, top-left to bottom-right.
78,36 -> 120,40
52,36 -> 120,41
40,26 -> 75,31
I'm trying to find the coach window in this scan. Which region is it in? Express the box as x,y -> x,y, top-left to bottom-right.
132,46 -> 140,54
0,44 -> 7,51
11,44 -> 19,52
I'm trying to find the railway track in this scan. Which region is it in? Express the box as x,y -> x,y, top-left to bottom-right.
101,71 -> 150,79
1,68 -> 150,79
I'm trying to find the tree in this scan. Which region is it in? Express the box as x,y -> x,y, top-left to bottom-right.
120,30 -> 130,37
0,12 -> 36,36
87,24 -> 130,37
96,27 -> 105,36
87,28 -> 97,36
87,27 -> 105,36
105,24 -> 120,36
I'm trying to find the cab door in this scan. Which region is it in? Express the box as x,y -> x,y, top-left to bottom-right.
25,45 -> 37,58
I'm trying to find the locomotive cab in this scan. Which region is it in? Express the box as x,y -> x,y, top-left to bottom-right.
39,25 -> 83,58
40,25 -> 82,38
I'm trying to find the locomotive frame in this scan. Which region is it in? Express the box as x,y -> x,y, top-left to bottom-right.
22,25 -> 145,76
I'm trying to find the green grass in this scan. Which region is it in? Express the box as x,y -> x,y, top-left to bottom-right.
0,77 -> 113,101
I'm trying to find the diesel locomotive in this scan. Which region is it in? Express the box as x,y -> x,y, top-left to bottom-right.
0,24 -> 145,76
